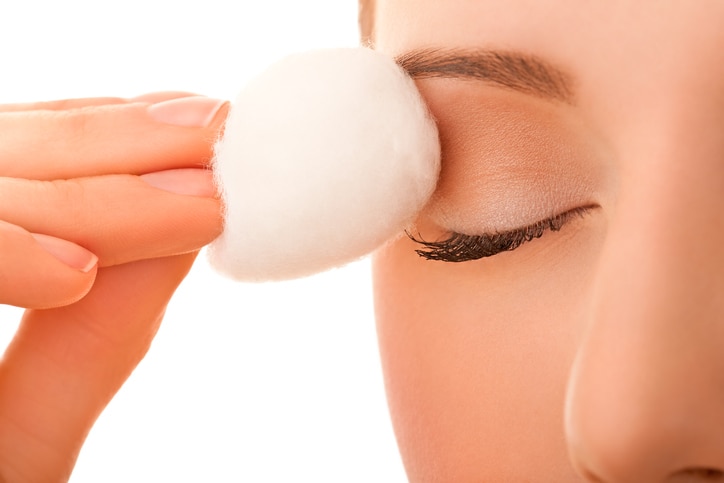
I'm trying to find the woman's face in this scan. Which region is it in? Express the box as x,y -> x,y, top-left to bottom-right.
371,1 -> 724,481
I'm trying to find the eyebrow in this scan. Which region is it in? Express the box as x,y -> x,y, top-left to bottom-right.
396,48 -> 574,103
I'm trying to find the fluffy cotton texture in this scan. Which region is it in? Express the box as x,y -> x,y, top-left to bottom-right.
208,48 -> 440,281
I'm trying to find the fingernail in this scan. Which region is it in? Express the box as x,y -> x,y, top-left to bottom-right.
130,91 -> 200,103
147,96 -> 227,127
140,168 -> 217,197
32,234 -> 98,273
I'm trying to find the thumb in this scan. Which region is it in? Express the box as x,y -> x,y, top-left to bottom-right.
0,221 -> 98,308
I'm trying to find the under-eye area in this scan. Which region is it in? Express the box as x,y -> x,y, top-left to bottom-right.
408,205 -> 596,262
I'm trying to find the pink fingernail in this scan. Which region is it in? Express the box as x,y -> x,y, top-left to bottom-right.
147,96 -> 228,127
140,168 -> 217,197
32,234 -> 98,273
130,91 -> 199,103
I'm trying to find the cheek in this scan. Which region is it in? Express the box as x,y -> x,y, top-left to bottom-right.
371,221 -> 605,481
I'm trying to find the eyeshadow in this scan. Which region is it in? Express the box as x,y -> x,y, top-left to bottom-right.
414,77 -> 606,235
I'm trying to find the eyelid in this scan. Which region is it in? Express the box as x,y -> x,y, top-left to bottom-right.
409,205 -> 597,262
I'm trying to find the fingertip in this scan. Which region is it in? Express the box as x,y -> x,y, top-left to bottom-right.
0,223 -> 97,309
31,233 -> 98,273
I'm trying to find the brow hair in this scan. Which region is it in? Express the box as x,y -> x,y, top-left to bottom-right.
396,48 -> 575,103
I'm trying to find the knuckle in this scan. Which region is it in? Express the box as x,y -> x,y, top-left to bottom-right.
57,109 -> 93,141
52,107 -> 108,156
44,178 -> 88,211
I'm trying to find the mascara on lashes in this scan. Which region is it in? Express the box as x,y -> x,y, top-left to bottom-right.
409,206 -> 595,262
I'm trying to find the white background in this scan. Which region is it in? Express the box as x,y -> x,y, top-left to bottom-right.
0,1 -> 407,481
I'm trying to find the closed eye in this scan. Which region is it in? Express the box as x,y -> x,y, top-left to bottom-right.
408,205 -> 597,262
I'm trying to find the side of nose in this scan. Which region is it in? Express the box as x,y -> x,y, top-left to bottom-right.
564,129 -> 724,482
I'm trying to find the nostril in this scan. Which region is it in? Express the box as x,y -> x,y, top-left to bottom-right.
578,467 -> 724,482
669,468 -> 724,481
579,468 -> 605,482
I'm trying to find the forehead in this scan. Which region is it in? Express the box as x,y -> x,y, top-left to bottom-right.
373,0 -> 724,151
373,1 -> 724,52
373,1 -> 724,89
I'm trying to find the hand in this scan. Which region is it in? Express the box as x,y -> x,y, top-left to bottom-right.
0,93 -> 228,482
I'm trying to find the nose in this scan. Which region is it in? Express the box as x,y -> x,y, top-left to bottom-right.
564,132 -> 724,482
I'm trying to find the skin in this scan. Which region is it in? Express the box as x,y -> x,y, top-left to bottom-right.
0,92 -> 226,482
370,1 -> 724,482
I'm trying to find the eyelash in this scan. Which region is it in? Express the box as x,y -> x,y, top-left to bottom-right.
408,205 -> 595,262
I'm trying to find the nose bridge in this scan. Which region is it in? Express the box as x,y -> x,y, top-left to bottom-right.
565,115 -> 724,481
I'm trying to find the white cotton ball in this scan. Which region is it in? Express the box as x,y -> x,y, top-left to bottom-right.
208,48 -> 440,281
